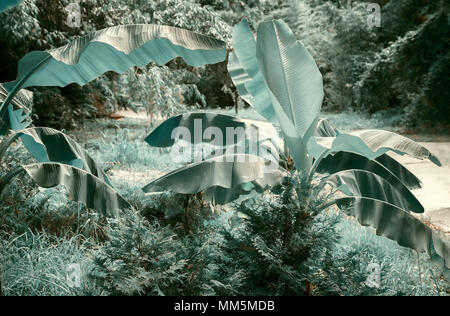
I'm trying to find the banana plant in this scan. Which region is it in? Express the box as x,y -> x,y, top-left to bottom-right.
0,23 -> 227,134
0,127 -> 129,215
2,17 -> 447,268
143,19 -> 449,269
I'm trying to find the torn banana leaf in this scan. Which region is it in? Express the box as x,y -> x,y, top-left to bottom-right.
351,129 -> 441,166
0,83 -> 33,111
0,127 -> 111,186
313,118 -> 422,189
4,24 -> 226,92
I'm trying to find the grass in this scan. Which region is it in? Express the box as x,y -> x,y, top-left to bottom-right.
335,217 -> 448,295
0,232 -> 103,296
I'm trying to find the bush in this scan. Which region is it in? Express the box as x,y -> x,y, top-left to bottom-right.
218,173 -> 343,295
287,0 -> 449,129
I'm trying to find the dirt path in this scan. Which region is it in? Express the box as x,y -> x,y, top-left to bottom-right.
388,143 -> 450,234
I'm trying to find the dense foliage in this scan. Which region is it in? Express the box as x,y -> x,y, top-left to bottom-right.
1,0 -> 448,297
1,0 -> 447,130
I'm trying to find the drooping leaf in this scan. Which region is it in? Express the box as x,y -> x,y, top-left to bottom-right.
350,130 -> 441,166
229,20 -> 276,123
0,83 -> 33,111
337,197 -> 429,253
142,154 -> 284,204
4,24 -> 226,92
325,168 -> 449,268
0,127 -> 111,186
374,154 -> 422,190
318,152 -> 423,212
335,197 -> 449,269
0,24 -> 226,130
145,111 -> 283,150
0,0 -> 24,12
22,162 -> 130,216
313,118 -> 422,189
312,129 -> 441,166
326,169 -> 424,213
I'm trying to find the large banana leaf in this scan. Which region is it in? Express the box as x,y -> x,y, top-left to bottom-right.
4,24 -> 226,91
335,197 -> 449,269
256,20 -> 323,141
326,169 -> 449,268
256,20 -> 323,171
0,83 -> 33,133
0,127 -> 111,186
0,0 -> 23,12
142,154 -> 284,204
0,24 -> 226,125
228,19 -> 276,123
145,112 -> 283,149
351,129 -> 441,166
374,154 -> 422,190
21,162 -> 130,216
326,169 -> 423,213
318,152 -> 423,212
314,118 -> 422,189
312,129 -> 441,166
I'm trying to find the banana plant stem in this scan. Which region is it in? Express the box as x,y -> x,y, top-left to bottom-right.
0,166 -> 26,196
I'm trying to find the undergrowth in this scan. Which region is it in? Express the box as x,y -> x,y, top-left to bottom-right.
0,124 -> 448,296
